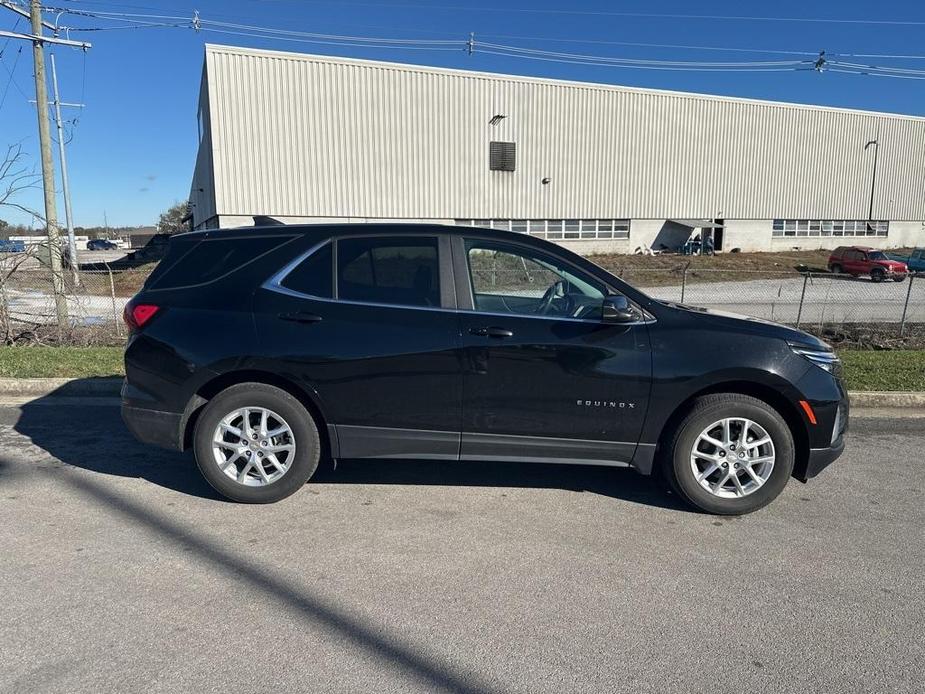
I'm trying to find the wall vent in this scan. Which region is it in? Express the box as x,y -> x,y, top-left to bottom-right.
489,141 -> 516,171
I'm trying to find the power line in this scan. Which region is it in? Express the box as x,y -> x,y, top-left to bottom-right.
203,18 -> 460,45
46,5 -> 925,79
477,41 -> 809,68
0,43 -> 30,106
200,27 -> 465,52
0,43 -> 24,110
479,34 -> 818,58
476,48 -> 809,74
265,2 -> 925,27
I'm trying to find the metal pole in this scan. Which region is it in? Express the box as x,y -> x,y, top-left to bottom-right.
866,137 -> 880,221
796,272 -> 809,327
680,263 -> 689,303
900,273 -> 915,337
29,0 -> 68,330
108,267 -> 122,337
50,52 -> 80,286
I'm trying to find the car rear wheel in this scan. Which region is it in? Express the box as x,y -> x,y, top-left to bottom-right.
830,264 -> 842,274
871,268 -> 885,282
193,383 -> 320,503
664,394 -> 795,515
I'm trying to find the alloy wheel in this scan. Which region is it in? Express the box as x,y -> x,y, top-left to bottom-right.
211,407 -> 296,486
689,417 -> 775,499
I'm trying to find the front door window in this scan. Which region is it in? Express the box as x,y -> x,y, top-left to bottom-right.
465,240 -> 606,320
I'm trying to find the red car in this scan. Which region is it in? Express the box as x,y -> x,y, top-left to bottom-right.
827,246 -> 908,282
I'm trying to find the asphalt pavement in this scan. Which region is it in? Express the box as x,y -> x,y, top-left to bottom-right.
1,400 -> 922,694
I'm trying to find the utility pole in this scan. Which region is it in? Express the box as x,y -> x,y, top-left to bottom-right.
29,0 -> 68,328
1,1 -> 91,329
50,51 -> 80,285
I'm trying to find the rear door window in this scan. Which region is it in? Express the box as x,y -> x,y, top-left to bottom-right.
280,242 -> 333,298
336,236 -> 440,307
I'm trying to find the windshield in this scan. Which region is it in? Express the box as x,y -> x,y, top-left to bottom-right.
868,251 -> 888,260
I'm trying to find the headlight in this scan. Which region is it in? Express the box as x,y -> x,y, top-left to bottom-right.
790,344 -> 841,376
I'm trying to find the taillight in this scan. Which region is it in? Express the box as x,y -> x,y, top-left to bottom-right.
123,301 -> 160,330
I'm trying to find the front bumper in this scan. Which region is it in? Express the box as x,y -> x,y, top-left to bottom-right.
795,393 -> 848,482
122,404 -> 184,451
801,436 -> 846,481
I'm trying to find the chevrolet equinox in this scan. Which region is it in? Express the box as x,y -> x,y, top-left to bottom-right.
121,224 -> 848,514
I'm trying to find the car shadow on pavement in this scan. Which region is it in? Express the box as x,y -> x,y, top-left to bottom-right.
319,458 -> 687,511
10,383 -> 685,510
10,387 -> 224,501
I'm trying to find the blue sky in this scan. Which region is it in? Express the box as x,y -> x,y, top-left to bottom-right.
1,0 -> 924,228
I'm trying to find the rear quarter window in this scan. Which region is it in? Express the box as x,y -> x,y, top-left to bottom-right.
149,236 -> 292,290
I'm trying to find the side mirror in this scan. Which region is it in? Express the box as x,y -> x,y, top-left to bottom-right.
602,295 -> 637,323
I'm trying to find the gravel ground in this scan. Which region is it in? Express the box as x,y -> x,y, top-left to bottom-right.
639,274 -> 925,324
0,400 -> 922,694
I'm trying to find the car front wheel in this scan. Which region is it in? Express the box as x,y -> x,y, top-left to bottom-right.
193,383 -> 321,503
870,268 -> 885,282
664,394 -> 795,515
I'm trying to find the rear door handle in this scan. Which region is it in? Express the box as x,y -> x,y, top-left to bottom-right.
278,311 -> 323,324
469,326 -> 514,338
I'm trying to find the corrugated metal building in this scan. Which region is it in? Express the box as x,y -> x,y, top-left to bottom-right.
190,44 -> 925,253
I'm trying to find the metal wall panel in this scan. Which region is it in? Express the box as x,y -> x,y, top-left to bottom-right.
195,45 -> 925,224
189,66 -> 217,225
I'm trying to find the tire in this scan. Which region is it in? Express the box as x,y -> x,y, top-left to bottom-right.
193,383 -> 321,503
871,268 -> 885,283
830,264 -> 842,274
894,275 -> 907,283
663,394 -> 795,515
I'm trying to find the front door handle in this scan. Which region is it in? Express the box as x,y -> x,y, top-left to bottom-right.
278,311 -> 323,324
470,326 -> 514,338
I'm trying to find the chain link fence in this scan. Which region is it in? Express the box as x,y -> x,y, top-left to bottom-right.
0,265 -> 148,345
0,258 -> 922,345
606,266 -> 924,337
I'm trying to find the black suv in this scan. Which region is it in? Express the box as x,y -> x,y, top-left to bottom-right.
122,224 -> 847,514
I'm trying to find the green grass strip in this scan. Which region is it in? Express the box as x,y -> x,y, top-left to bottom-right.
0,346 -> 125,379
0,346 -> 922,391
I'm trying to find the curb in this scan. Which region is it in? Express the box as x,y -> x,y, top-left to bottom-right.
0,377 -> 123,397
0,377 -> 923,408
846,391 -> 925,408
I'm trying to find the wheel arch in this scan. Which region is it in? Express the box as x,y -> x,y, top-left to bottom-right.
655,380 -> 810,479
181,370 -> 334,459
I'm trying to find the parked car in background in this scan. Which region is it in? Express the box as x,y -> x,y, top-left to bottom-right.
122,223 -> 848,515
87,239 -> 118,251
827,246 -> 908,282
884,248 -> 925,273
0,239 -> 26,253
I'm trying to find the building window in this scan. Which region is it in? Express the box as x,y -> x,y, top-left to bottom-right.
455,219 -> 630,241
489,141 -> 516,171
772,219 -> 888,238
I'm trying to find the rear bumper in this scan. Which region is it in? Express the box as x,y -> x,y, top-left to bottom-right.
122,404 -> 183,451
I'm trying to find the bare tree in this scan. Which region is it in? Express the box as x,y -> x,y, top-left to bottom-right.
0,143 -> 43,222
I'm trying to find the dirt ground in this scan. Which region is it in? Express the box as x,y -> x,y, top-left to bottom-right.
588,248 -> 916,286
